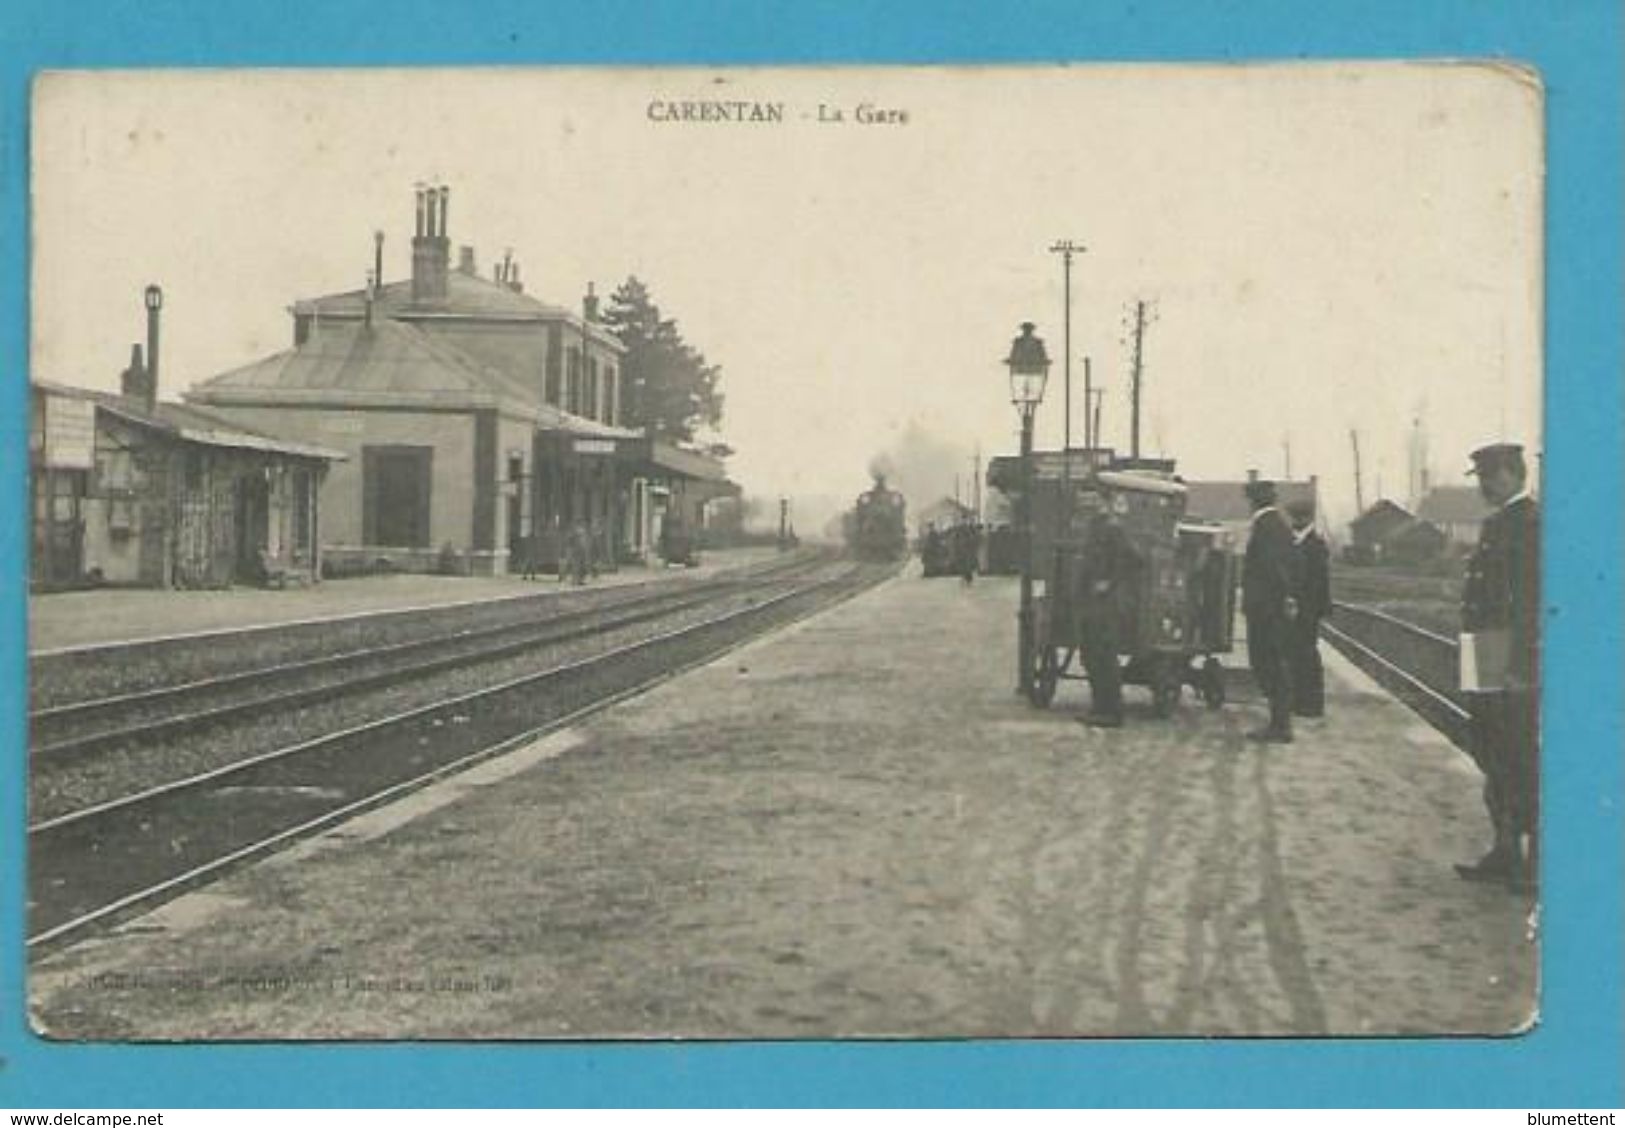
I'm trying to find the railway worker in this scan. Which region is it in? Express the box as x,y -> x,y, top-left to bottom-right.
1076,499 -> 1139,728
1242,479 -> 1297,743
566,520 -> 592,585
1455,442 -> 1540,893
955,521 -> 980,585
1286,498 -> 1332,718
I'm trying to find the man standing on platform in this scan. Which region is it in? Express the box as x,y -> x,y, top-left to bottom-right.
1076,499 -> 1139,729
1455,442 -> 1540,893
1287,498 -> 1332,719
1242,479 -> 1297,743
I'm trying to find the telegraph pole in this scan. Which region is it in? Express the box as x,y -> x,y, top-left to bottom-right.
1127,300 -> 1148,461
971,447 -> 982,521
1049,239 -> 1086,450
1083,355 -> 1093,450
1350,429 -> 1365,514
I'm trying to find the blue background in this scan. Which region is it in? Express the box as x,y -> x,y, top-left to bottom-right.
0,0 -> 1619,1108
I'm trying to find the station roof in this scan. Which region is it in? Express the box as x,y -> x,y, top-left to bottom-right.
644,438 -> 733,483
293,273 -> 624,351
1416,485 -> 1490,526
33,379 -> 345,461
186,319 -> 638,440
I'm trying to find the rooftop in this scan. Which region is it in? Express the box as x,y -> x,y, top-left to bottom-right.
1416,485 -> 1490,526
293,273 -> 623,351
32,379 -> 344,462
186,319 -> 639,440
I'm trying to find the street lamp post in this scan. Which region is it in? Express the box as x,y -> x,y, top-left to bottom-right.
1005,321 -> 1051,696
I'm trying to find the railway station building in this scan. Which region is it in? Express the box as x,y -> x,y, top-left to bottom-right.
187,185 -> 734,576
30,378 -> 340,591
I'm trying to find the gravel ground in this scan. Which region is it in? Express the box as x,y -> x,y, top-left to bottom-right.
29,569 -> 1535,1040
29,548 -> 790,705
29,569 -> 848,824
1331,564 -> 1464,637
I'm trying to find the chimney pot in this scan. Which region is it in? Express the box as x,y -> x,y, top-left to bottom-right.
458,245 -> 476,275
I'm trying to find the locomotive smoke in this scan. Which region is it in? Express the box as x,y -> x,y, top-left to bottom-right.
868,454 -> 897,488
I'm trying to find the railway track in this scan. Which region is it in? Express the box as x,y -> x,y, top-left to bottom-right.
28,559 -> 893,950
30,551 -> 829,763
1321,600 -> 1469,747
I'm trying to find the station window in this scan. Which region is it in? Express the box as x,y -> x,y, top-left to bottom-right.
95,446 -> 136,495
544,351 -> 560,407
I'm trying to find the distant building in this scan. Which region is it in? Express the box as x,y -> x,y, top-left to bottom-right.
916,496 -> 975,533
1182,473 -> 1319,547
31,379 -> 339,590
1415,485 -> 1489,548
1346,499 -> 1415,562
1381,517 -> 1449,566
188,185 -> 732,575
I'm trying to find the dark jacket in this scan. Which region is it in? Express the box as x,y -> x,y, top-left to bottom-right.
1243,506 -> 1296,619
1462,494 -> 1540,682
1293,528 -> 1333,622
1077,518 -> 1139,603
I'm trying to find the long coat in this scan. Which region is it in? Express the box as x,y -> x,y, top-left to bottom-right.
1243,507 -> 1296,620
1293,528 -> 1333,622
1463,494 -> 1540,683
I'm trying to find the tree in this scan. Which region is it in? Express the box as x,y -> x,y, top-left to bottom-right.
602,277 -> 725,443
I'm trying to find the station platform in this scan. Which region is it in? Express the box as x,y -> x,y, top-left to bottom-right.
27,547 -> 785,655
30,565 -> 1535,1039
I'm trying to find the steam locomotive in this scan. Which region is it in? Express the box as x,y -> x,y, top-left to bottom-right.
844,476 -> 909,562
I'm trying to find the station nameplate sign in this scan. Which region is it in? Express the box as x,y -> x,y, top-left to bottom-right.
43,395 -> 95,470
573,438 -> 618,455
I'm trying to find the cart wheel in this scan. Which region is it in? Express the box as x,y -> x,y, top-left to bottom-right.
1029,647 -> 1060,709
1200,657 -> 1226,709
1151,665 -> 1181,718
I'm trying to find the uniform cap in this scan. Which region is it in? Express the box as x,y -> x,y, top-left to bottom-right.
1466,442 -> 1525,475
1285,498 -> 1316,519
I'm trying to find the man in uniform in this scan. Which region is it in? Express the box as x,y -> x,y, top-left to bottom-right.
955,521 -> 980,585
1455,442 -> 1540,892
1076,496 -> 1140,728
1242,479 -> 1297,743
1287,498 -> 1332,718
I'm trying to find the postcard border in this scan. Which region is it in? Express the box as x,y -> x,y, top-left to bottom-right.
1,0 -> 1620,1108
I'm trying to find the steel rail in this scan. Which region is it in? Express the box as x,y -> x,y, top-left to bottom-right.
27,563 -> 879,950
31,554 -> 830,760
1328,599 -> 1458,649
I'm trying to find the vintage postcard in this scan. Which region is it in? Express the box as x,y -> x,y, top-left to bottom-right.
25,63 -> 1542,1040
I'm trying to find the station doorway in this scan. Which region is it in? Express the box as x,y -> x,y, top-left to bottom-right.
363,446 -> 433,548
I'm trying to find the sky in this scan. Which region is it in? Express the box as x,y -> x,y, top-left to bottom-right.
31,64 -> 1542,535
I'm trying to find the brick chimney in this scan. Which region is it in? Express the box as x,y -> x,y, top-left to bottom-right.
583,281 -> 599,322
119,343 -> 149,404
410,184 -> 450,303
458,245 -> 477,275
